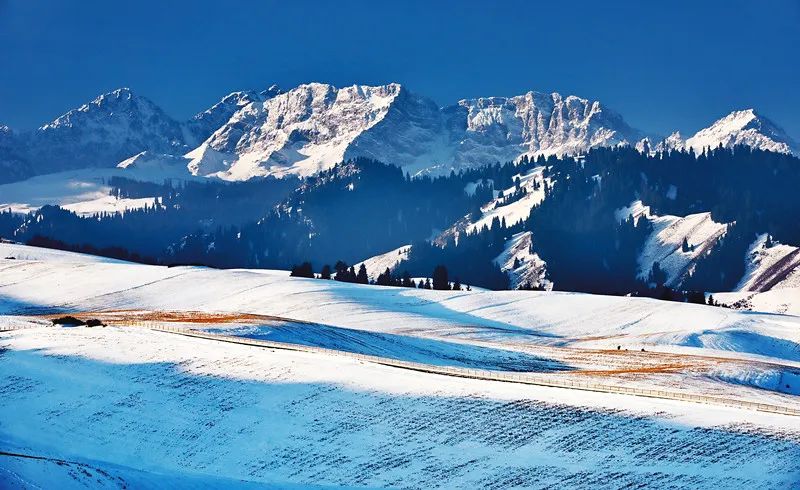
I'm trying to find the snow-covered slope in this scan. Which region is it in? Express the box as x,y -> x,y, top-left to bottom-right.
713,235 -> 800,315
116,150 -> 192,173
26,88 -> 188,174
3,324 -> 798,488
738,234 -> 800,292
686,109 -> 799,156
637,210 -> 729,287
0,166 -> 198,216
2,244 -> 800,487
494,231 -> 548,290
3,243 -> 799,363
436,166 -> 549,247
469,167 -> 548,233
184,86 -> 283,146
354,244 -> 411,281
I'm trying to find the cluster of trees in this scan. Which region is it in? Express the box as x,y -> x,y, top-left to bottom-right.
289,262 -> 468,291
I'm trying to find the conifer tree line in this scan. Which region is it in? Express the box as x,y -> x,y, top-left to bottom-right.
1,145 -> 799,301
291,261 -> 467,291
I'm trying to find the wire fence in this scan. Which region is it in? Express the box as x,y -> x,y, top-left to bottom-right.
138,322 -> 800,418
0,324 -> 45,332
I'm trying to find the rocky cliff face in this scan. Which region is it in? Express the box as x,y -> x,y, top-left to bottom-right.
185,83 -> 646,179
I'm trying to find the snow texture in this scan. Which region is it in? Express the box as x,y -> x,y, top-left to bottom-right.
638,211 -> 728,287
353,244 -> 411,281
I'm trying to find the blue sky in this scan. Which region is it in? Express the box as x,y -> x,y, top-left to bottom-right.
1,0 -> 798,138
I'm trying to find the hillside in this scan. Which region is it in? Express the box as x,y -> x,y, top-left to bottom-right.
1,244 -> 799,488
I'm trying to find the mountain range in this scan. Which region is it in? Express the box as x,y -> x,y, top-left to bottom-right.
0,83 -> 798,184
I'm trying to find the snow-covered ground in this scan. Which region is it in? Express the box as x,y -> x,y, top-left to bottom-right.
1,243 -> 800,488
435,166 -> 548,249
737,233 -> 800,292
1,242 -> 799,364
0,166 -> 197,216
353,244 -> 411,281
637,210 -> 728,286
614,199 -> 651,225
2,326 -> 799,488
493,231 -> 549,289
466,166 -> 547,234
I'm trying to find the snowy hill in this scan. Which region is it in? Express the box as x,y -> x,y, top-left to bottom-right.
686,109 -> 799,156
1,244 -> 800,488
493,231 -> 548,289
712,235 -> 800,315
637,210 -> 729,287
354,244 -> 411,281
436,166 -> 549,247
737,234 -> 800,292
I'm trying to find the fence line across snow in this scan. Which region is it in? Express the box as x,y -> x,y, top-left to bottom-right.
137,322 -> 800,418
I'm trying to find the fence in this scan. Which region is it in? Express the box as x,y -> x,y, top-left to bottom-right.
139,322 -> 800,418
0,323 -> 46,332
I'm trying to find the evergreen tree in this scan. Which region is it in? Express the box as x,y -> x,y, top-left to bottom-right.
290,262 -> 314,278
432,265 -> 449,290
648,262 -> 667,287
320,264 -> 332,280
376,267 -> 392,286
356,264 -> 369,284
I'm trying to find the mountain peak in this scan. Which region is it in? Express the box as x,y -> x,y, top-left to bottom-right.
686,109 -> 798,155
28,87 -> 186,174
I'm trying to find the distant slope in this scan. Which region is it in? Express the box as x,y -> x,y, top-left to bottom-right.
493,231 -> 548,289
637,210 -> 729,287
737,234 -> 800,292
353,244 -> 411,281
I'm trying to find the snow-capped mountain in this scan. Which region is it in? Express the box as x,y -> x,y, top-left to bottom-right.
2,84 -> 799,184
25,88 -> 187,174
685,109 -> 798,155
186,83 -> 449,179
185,85 -> 283,146
449,92 -> 644,167
185,83 -> 647,180
654,131 -> 686,153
